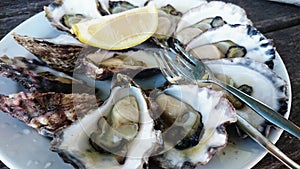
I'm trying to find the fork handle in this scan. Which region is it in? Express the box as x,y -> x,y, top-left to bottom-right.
237,115 -> 300,169
208,79 -> 300,139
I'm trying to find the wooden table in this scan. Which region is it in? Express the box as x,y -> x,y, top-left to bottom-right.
0,0 -> 299,168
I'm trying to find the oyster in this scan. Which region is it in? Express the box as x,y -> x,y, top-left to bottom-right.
152,8 -> 179,40
148,0 -> 206,39
51,74 -> 159,169
76,49 -> 159,80
0,55 -> 93,94
98,0 -> 145,15
148,0 -> 207,13
205,58 -> 288,135
0,91 -> 101,137
44,0 -> 102,32
175,1 -> 252,44
186,24 -> 276,69
13,33 -> 87,72
149,85 -> 236,168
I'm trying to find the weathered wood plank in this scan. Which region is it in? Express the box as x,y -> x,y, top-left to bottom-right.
253,24 -> 300,169
209,0 -> 300,33
0,0 -> 52,39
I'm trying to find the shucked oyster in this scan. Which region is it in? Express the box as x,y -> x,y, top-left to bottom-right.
44,0 -> 102,32
146,0 -> 206,39
97,0 -> 145,15
13,33 -> 86,72
186,24 -> 276,69
76,48 -> 159,80
51,74 -> 159,169
204,58 -> 288,135
175,1 -> 252,44
149,85 -> 236,168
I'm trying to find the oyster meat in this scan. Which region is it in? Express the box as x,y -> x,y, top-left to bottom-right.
44,0 -> 103,32
205,58 -> 288,135
51,74 -> 160,169
148,0 -> 207,13
147,0 -> 206,39
13,33 -> 87,72
149,84 -> 236,168
175,1 -> 252,44
98,0 -> 145,14
76,48 -> 159,80
186,24 -> 276,69
0,91 -> 102,137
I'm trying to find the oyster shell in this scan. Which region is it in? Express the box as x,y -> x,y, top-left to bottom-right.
186,24 -> 276,69
0,55 -> 93,94
98,0 -> 145,15
175,1 -> 252,44
205,58 -> 288,135
0,91 -> 101,137
13,33 -> 86,72
44,0 -> 102,32
148,0 -> 207,13
149,0 -> 206,40
149,85 -> 236,168
76,49 -> 159,80
51,74 -> 159,169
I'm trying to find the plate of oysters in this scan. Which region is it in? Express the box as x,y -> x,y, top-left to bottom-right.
0,0 -> 291,169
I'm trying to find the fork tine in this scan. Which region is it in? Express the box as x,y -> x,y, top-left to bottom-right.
174,43 -> 209,80
154,51 -> 179,78
174,43 -> 200,65
160,50 -> 196,82
175,54 -> 194,72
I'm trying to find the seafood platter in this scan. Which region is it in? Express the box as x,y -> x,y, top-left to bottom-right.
0,0 -> 291,168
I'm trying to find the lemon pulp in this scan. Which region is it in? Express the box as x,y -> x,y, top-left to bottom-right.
71,4 -> 158,50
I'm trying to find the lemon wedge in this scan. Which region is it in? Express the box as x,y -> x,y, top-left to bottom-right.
71,4 -> 158,50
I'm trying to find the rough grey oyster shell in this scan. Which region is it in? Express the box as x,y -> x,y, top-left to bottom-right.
0,91 -> 102,137
13,33 -> 86,72
0,55 -> 93,94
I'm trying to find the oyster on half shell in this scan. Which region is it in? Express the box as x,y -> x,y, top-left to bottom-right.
205,58 -> 288,135
76,49 -> 159,80
149,85 -> 236,168
147,0 -> 206,39
44,0 -> 102,32
186,24 -> 276,69
175,1 -> 252,44
51,74 -> 160,169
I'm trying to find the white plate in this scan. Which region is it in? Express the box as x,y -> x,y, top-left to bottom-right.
0,12 -> 292,169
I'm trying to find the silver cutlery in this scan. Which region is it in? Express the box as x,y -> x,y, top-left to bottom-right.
153,40 -> 300,168
153,38 -> 300,139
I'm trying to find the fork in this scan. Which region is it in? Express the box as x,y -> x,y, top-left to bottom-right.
154,46 -> 300,169
170,43 -> 300,139
152,37 -> 300,139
